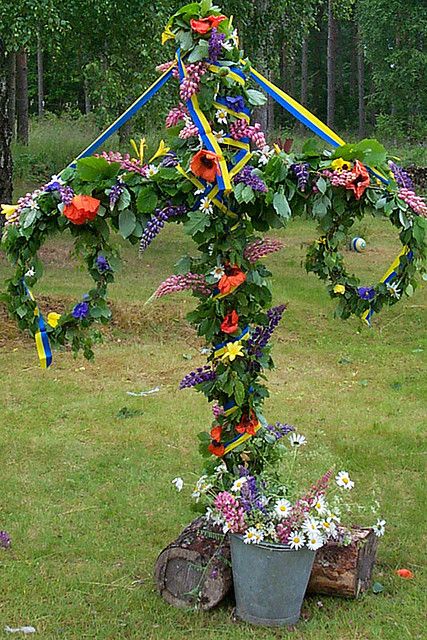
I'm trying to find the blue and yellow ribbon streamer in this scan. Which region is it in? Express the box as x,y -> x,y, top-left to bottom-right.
22,281 -> 52,369
213,326 -> 250,358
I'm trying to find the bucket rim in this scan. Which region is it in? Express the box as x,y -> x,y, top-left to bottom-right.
230,533 -> 316,553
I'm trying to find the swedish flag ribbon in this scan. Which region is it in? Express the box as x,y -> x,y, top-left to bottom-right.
22,281 -> 52,369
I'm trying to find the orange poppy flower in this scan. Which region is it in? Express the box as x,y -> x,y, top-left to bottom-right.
63,194 -> 100,225
235,410 -> 258,435
190,15 -> 226,34
190,149 -> 220,183
208,441 -> 225,457
395,569 -> 414,579
210,425 -> 223,441
220,310 -> 239,334
218,265 -> 246,295
345,160 -> 370,200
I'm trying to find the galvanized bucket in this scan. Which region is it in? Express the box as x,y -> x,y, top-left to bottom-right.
230,534 -> 316,626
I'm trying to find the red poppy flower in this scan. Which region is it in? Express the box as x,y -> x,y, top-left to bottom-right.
63,194 -> 100,225
210,426 -> 223,441
218,265 -> 246,295
235,410 -> 258,435
208,441 -> 225,457
190,15 -> 226,34
220,310 -> 239,334
345,160 -> 370,200
395,569 -> 414,579
190,149 -> 220,183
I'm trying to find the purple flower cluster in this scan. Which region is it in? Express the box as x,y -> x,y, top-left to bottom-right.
291,162 -> 310,191
266,422 -> 295,440
139,204 -> 187,253
224,95 -> 246,112
389,161 -> 414,190
95,256 -> 110,273
43,176 -> 63,193
234,166 -> 267,192
109,183 -> 124,209
179,365 -> 216,389
72,301 -> 89,320
239,474 -> 266,513
161,152 -> 179,168
208,28 -> 225,63
59,186 -> 74,205
153,273 -> 211,299
248,304 -> 287,355
0,530 -> 11,549
96,151 -> 148,176
357,286 -> 375,301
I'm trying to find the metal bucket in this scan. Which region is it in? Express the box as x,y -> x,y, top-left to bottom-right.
230,534 -> 316,626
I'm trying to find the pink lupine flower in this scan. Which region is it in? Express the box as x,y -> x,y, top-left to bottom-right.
229,118 -> 250,140
165,103 -> 188,128
152,273 -> 210,299
248,122 -> 267,149
244,237 -> 285,263
179,122 -> 199,139
179,62 -> 209,101
398,188 -> 427,218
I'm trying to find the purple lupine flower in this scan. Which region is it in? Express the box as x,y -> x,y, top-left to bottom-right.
234,166 -> 268,192
291,162 -> 310,191
389,161 -> 414,190
95,256 -> 110,273
139,204 -> 187,253
161,152 -> 179,168
239,474 -> 267,513
109,183 -> 124,209
224,95 -> 246,112
59,186 -> 75,205
179,366 -> 216,389
0,531 -> 11,549
248,304 -> 287,355
44,176 -> 63,192
212,403 -> 224,419
266,422 -> 295,440
72,301 -> 90,319
357,286 -> 375,301
208,28 -> 226,63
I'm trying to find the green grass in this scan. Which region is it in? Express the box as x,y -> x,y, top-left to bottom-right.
1,215 -> 426,639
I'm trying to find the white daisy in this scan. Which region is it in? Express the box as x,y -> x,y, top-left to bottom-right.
257,145 -> 273,166
306,532 -> 324,551
205,507 -> 223,526
230,28 -> 239,47
191,475 -> 212,501
289,433 -> 307,447
386,282 -> 401,299
199,197 -> 213,215
25,267 -> 35,277
210,265 -> 225,280
244,527 -> 263,544
146,164 -> 158,177
302,517 -> 321,535
171,477 -> 184,492
313,494 -> 327,515
213,130 -> 225,143
214,461 -> 228,477
327,509 -> 341,523
372,519 -> 386,537
215,109 -> 228,125
335,471 -> 354,490
274,499 -> 292,519
223,522 -> 231,533
320,518 -> 337,538
288,531 -> 305,550
231,477 -> 248,492
194,187 -> 205,195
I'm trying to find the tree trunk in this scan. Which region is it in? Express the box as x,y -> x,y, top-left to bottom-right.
155,521 -> 379,610
300,38 -> 309,106
6,51 -> 16,139
83,79 -> 91,114
327,0 -> 337,129
356,23 -> 366,139
0,39 -> 13,228
16,49 -> 29,145
37,32 -> 44,117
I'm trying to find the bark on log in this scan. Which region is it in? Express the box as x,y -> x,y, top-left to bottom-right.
155,521 -> 378,610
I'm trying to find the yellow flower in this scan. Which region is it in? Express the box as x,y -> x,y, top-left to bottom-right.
161,24 -> 175,45
331,158 -> 352,172
1,204 -> 19,219
130,138 -> 146,164
47,312 -> 61,328
221,341 -> 244,362
333,284 -> 346,295
273,143 -> 282,155
149,139 -> 171,163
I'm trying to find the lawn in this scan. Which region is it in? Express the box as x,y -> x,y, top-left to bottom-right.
0,213 -> 425,639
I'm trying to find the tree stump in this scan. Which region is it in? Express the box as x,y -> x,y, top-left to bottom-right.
155,521 -> 378,610
155,517 -> 232,610
307,526 -> 379,598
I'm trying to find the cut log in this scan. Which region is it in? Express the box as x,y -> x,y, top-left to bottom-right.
307,526 -> 379,598
155,521 -> 378,610
155,517 -> 232,610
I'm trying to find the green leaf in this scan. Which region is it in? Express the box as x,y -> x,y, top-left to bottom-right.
316,176 -> 327,195
188,40 -> 209,63
21,208 -> 38,229
175,255 -> 193,274
118,210 -> 136,239
245,89 -> 267,106
273,191 -> 291,219
175,29 -> 194,51
117,189 -> 131,211
234,379 -> 245,406
184,211 -> 211,235
76,157 -> 120,181
136,187 -> 158,214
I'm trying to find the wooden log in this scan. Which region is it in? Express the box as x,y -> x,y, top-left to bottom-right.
307,526 -> 379,598
155,517 -> 232,610
155,521 -> 378,610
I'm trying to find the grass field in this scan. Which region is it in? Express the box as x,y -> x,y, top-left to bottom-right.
1,209 -> 426,639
